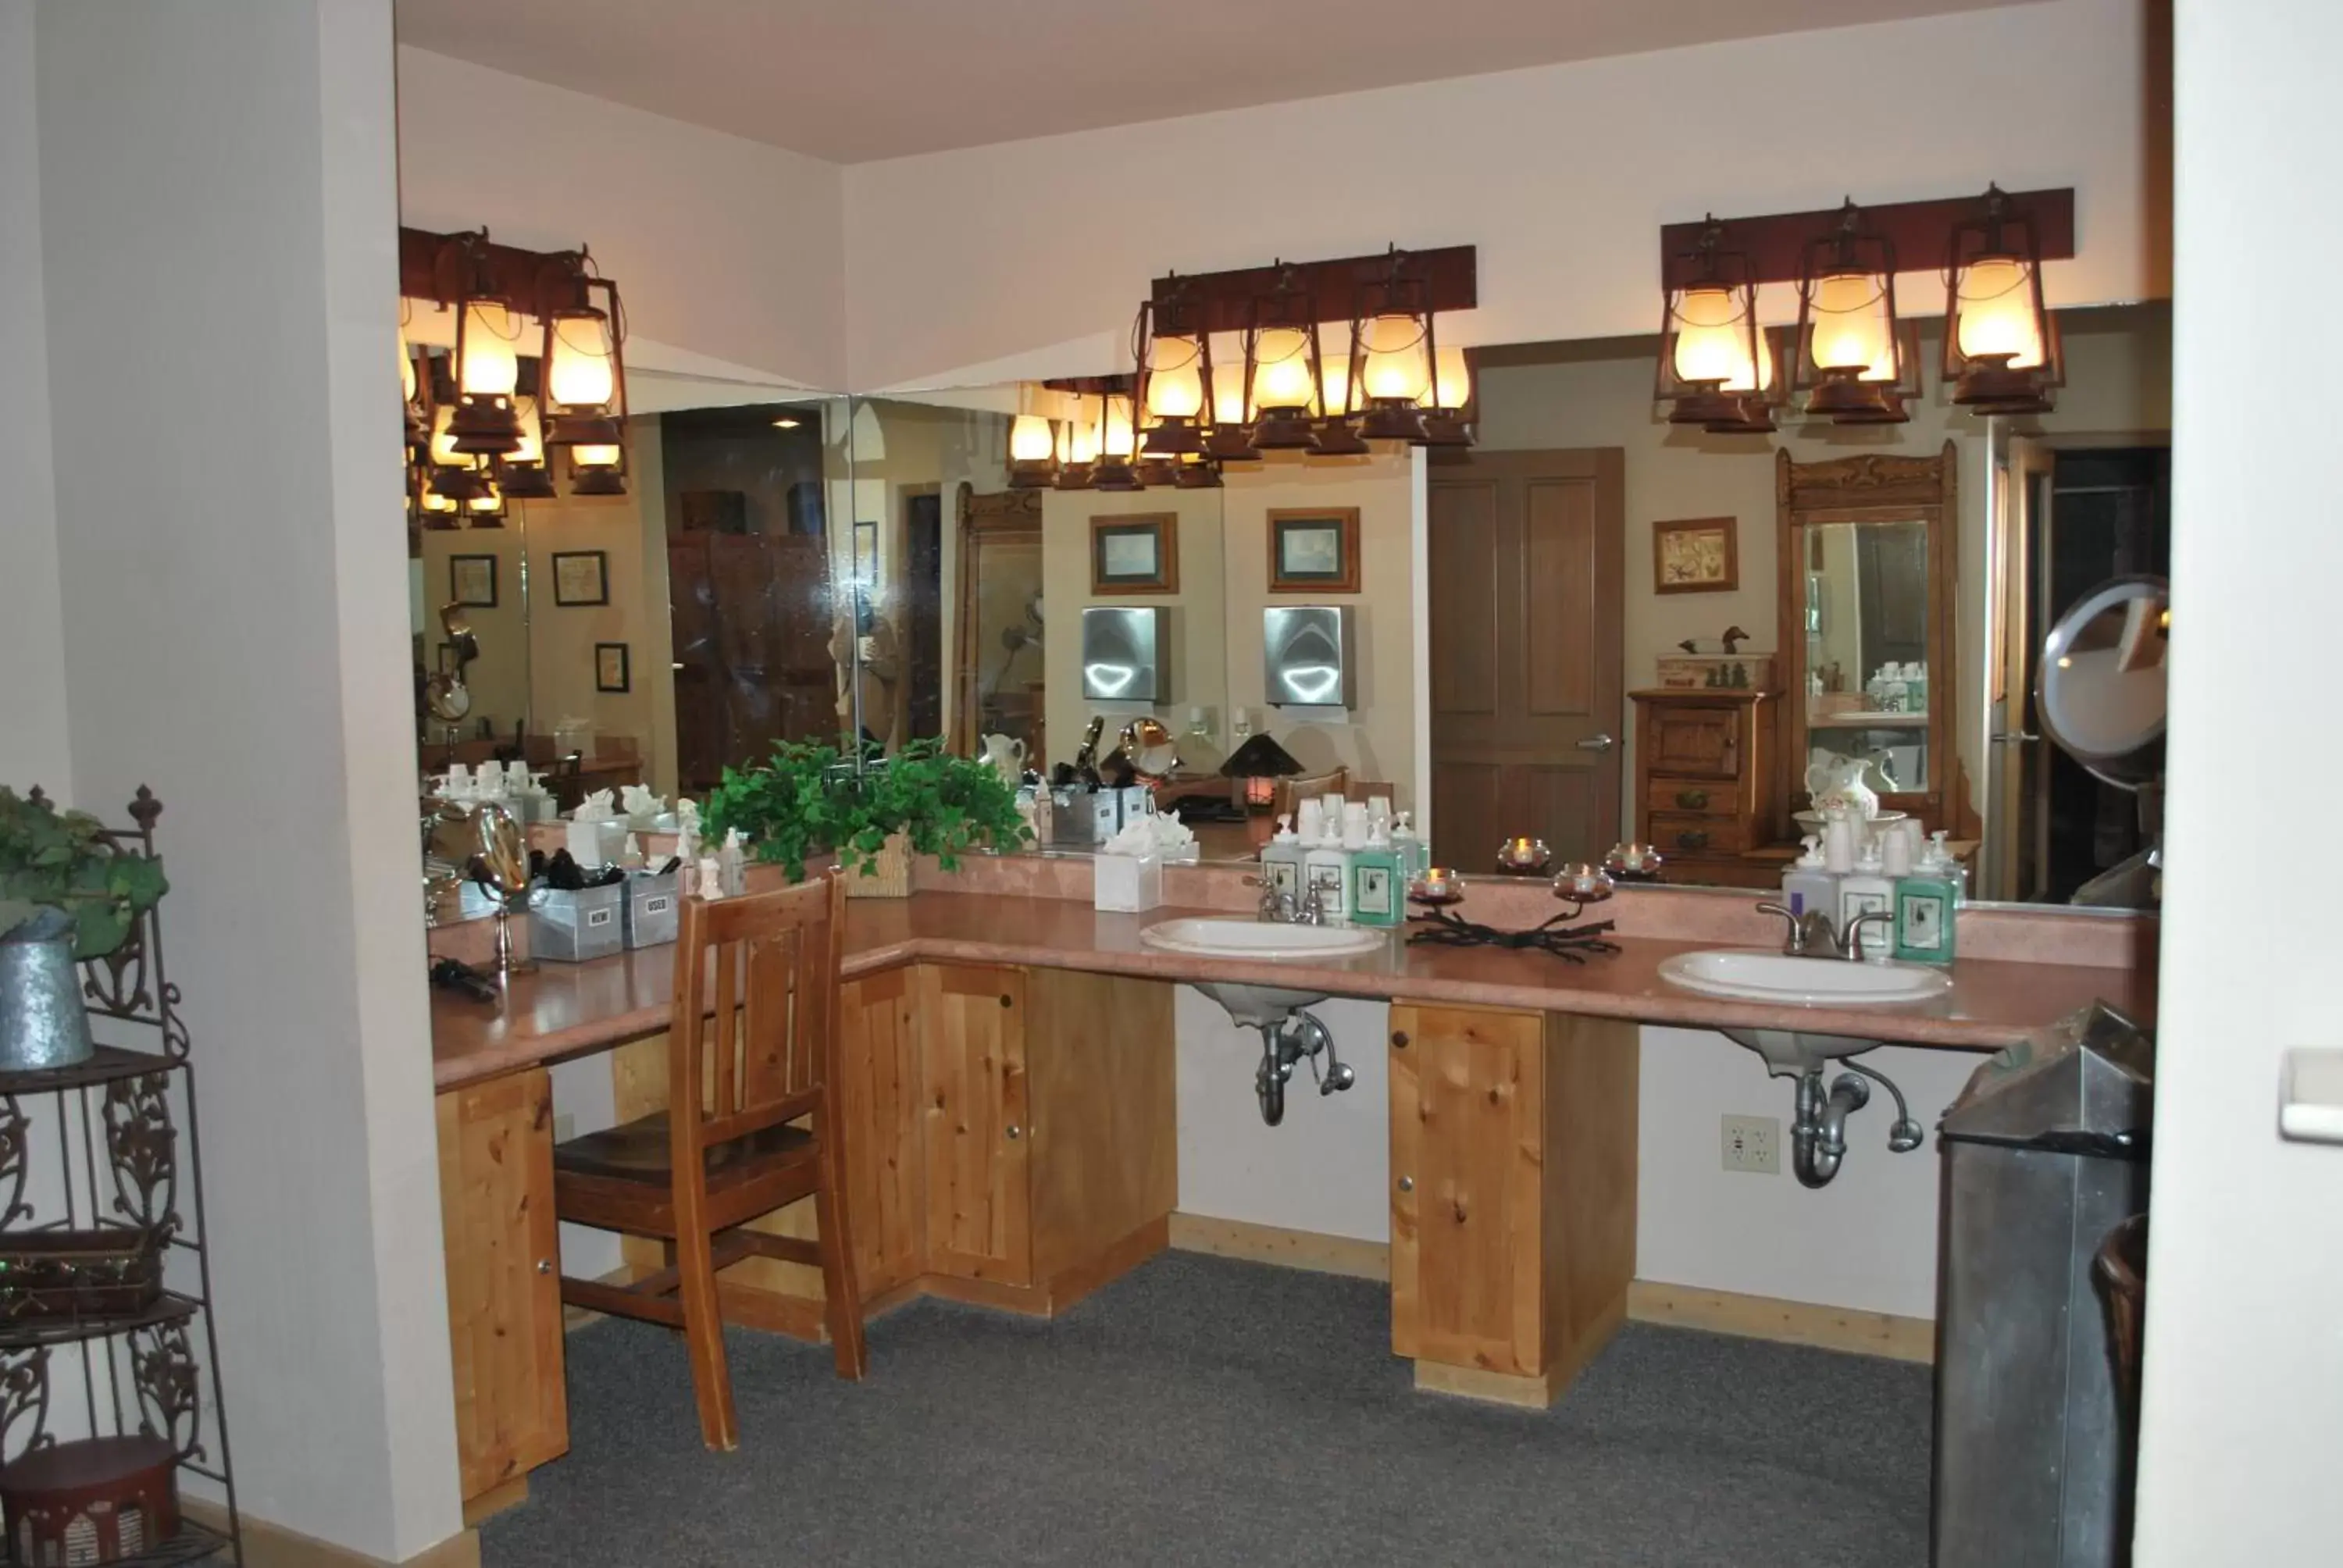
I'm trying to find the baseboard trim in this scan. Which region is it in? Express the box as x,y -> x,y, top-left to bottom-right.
1627,1281 -> 1936,1364
182,1499 -> 480,1568
1168,1213 -> 1935,1364
1168,1213 -> 1391,1280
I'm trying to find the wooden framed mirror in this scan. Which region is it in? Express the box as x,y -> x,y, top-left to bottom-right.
950,484 -> 1047,762
1776,443 -> 1958,838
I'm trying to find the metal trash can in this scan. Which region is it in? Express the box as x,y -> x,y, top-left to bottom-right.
1934,1002 -> 2154,1568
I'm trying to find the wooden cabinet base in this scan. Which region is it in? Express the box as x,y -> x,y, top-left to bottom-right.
919,1216 -> 1168,1318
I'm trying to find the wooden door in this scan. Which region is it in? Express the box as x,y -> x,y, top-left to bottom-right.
437,1071 -> 568,1499
1388,1004 -> 1546,1375
918,964 -> 1032,1286
1426,448 -> 1625,869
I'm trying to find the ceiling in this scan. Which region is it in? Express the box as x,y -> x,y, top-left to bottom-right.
394,0 -> 2037,165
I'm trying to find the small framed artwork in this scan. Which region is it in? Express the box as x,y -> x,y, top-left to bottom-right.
448,554 -> 497,608
594,641 -> 631,693
436,642 -> 462,675
551,550 -> 610,607
1268,508 -> 1361,593
1653,516 -> 1739,594
1091,513 -> 1179,594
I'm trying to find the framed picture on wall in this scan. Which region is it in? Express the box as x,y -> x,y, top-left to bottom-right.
1652,516 -> 1739,594
1091,514 -> 1179,594
448,554 -> 497,608
551,550 -> 610,607
1268,508 -> 1361,593
594,642 -> 631,693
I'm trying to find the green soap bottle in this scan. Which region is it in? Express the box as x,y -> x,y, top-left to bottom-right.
1893,833 -> 1960,967
1347,823 -> 1406,929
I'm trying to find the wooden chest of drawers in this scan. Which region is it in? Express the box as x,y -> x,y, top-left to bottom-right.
1631,689 -> 1781,888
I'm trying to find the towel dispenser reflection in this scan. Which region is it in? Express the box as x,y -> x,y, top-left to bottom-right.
1080,606 -> 1168,703
1264,606 -> 1354,708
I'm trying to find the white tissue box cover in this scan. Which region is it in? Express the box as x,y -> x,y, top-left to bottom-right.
1094,854 -> 1164,913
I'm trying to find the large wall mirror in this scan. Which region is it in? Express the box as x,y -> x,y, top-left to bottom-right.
411,296 -> 2167,913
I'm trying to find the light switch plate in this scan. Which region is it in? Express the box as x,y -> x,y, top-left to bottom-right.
1721,1114 -> 1780,1174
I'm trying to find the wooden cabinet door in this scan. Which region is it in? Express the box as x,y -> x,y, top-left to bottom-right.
918,964 -> 1032,1286
1646,704 -> 1742,779
1388,1004 -> 1546,1376
437,1070 -> 568,1499
837,968 -> 926,1299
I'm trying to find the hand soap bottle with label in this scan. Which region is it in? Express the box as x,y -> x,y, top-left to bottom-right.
1836,839 -> 1895,956
1260,814 -> 1305,905
1893,835 -> 1961,967
1390,811 -> 1427,882
1780,836 -> 1839,925
1304,818 -> 1353,927
1347,822 -> 1405,929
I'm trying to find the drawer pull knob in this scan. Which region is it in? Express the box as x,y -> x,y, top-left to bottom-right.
1391,1032 -> 1410,1049
1674,789 -> 1710,810
1005,1124 -> 1022,1140
537,1259 -> 553,1276
1676,829 -> 1711,850
1396,1176 -> 1415,1193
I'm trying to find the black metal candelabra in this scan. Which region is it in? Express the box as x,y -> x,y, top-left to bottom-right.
1405,899 -> 1621,963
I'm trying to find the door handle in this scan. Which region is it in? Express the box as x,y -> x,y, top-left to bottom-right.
1575,734 -> 1617,752
1991,732 -> 2041,744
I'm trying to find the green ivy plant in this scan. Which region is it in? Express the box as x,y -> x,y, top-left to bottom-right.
0,789 -> 169,959
703,739 -> 1032,883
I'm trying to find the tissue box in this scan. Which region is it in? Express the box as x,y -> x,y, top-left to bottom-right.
621,868 -> 679,949
529,882 -> 626,963
563,817 -> 629,868
1094,854 -> 1164,914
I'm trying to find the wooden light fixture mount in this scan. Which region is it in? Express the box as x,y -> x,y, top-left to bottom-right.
1147,244 -> 1477,335
1658,189 -> 2074,291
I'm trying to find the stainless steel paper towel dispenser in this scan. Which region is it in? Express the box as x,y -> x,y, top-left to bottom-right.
1264,605 -> 1353,707
1081,606 -> 1168,702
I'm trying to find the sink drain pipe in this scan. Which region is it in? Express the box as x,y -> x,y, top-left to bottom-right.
1252,1009 -> 1353,1125
1789,1060 -> 1928,1188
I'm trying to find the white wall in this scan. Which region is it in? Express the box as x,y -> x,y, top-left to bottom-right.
395,45 -> 848,391
842,0 -> 2163,390
2133,2 -> 2343,1560
0,0 -> 70,796
37,2 -> 459,1559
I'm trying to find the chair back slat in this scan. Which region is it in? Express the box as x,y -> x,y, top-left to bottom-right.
670,873 -> 846,1149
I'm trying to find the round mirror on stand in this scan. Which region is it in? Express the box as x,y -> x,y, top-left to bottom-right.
2036,574 -> 2168,907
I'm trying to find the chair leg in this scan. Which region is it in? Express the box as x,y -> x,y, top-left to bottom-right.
813,1142 -> 868,1381
674,1220 -> 739,1449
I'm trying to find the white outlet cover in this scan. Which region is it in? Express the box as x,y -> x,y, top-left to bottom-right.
1721,1114 -> 1781,1174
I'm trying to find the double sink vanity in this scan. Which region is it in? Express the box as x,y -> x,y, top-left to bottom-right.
425,850 -> 2152,1513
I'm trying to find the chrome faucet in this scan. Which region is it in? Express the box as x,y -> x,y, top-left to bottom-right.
1252,876 -> 1326,925
1756,902 -> 1895,962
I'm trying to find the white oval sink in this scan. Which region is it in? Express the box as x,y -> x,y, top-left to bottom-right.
1659,949 -> 1952,1007
1140,918 -> 1388,960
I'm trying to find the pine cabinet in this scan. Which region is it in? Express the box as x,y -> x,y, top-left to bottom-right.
1388,1002 -> 1639,1406
437,1068 -> 569,1502
918,964 -> 1035,1286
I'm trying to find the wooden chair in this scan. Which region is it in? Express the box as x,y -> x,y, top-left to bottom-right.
552,873 -> 865,1449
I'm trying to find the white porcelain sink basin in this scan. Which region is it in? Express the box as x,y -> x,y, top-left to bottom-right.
1140,918 -> 1387,960
1659,949 -> 1952,1007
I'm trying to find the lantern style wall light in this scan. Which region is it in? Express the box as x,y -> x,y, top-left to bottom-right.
1054,395 -> 1101,490
1346,247 -> 1437,444
1656,219 -> 1775,432
1943,184 -> 2064,414
497,396 -> 559,500
1792,200 -> 1919,425
446,234 -> 524,457
1135,279 -> 1213,460
1418,344 -> 1476,446
1244,266 -> 1327,452
1008,412 -> 1058,489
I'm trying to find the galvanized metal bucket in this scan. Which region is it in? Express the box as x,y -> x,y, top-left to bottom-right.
0,922 -> 95,1071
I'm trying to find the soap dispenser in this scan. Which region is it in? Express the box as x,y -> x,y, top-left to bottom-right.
1303,834 -> 1352,926
1836,838 -> 1895,954
1260,814 -> 1306,903
1390,811 -> 1426,882
1781,836 -> 1839,924
1347,821 -> 1405,929
1893,833 -> 1961,967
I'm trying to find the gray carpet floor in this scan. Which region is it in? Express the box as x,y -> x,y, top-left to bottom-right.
482,1251 -> 1931,1567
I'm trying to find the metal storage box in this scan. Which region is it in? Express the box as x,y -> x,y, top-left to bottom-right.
1263,605 -> 1355,708
1935,1004 -> 2154,1568
528,881 -> 625,963
1080,607 -> 1168,703
621,868 -> 679,949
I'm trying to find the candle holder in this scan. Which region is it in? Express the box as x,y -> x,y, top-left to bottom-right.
1494,837 -> 1553,875
1603,842 -> 1666,883
1404,864 -> 1620,964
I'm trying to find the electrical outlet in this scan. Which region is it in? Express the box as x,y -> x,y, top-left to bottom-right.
1721,1114 -> 1780,1174
554,1112 -> 576,1144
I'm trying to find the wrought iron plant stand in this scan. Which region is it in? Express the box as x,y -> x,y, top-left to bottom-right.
0,791 -> 240,1566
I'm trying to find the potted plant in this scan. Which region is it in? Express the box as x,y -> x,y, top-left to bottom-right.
704,739 -> 1031,896
0,789 -> 169,1069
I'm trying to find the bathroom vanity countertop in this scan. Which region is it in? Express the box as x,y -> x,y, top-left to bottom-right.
430,891 -> 2154,1091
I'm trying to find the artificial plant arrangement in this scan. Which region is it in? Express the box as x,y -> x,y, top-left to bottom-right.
0,789 -> 169,958
704,738 -> 1032,883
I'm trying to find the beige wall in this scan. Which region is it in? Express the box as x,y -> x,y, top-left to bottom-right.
1220,453 -> 1421,812
1042,488 -> 1227,774
843,0 -> 2163,389
417,524 -> 530,739
1474,304 -> 2173,817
